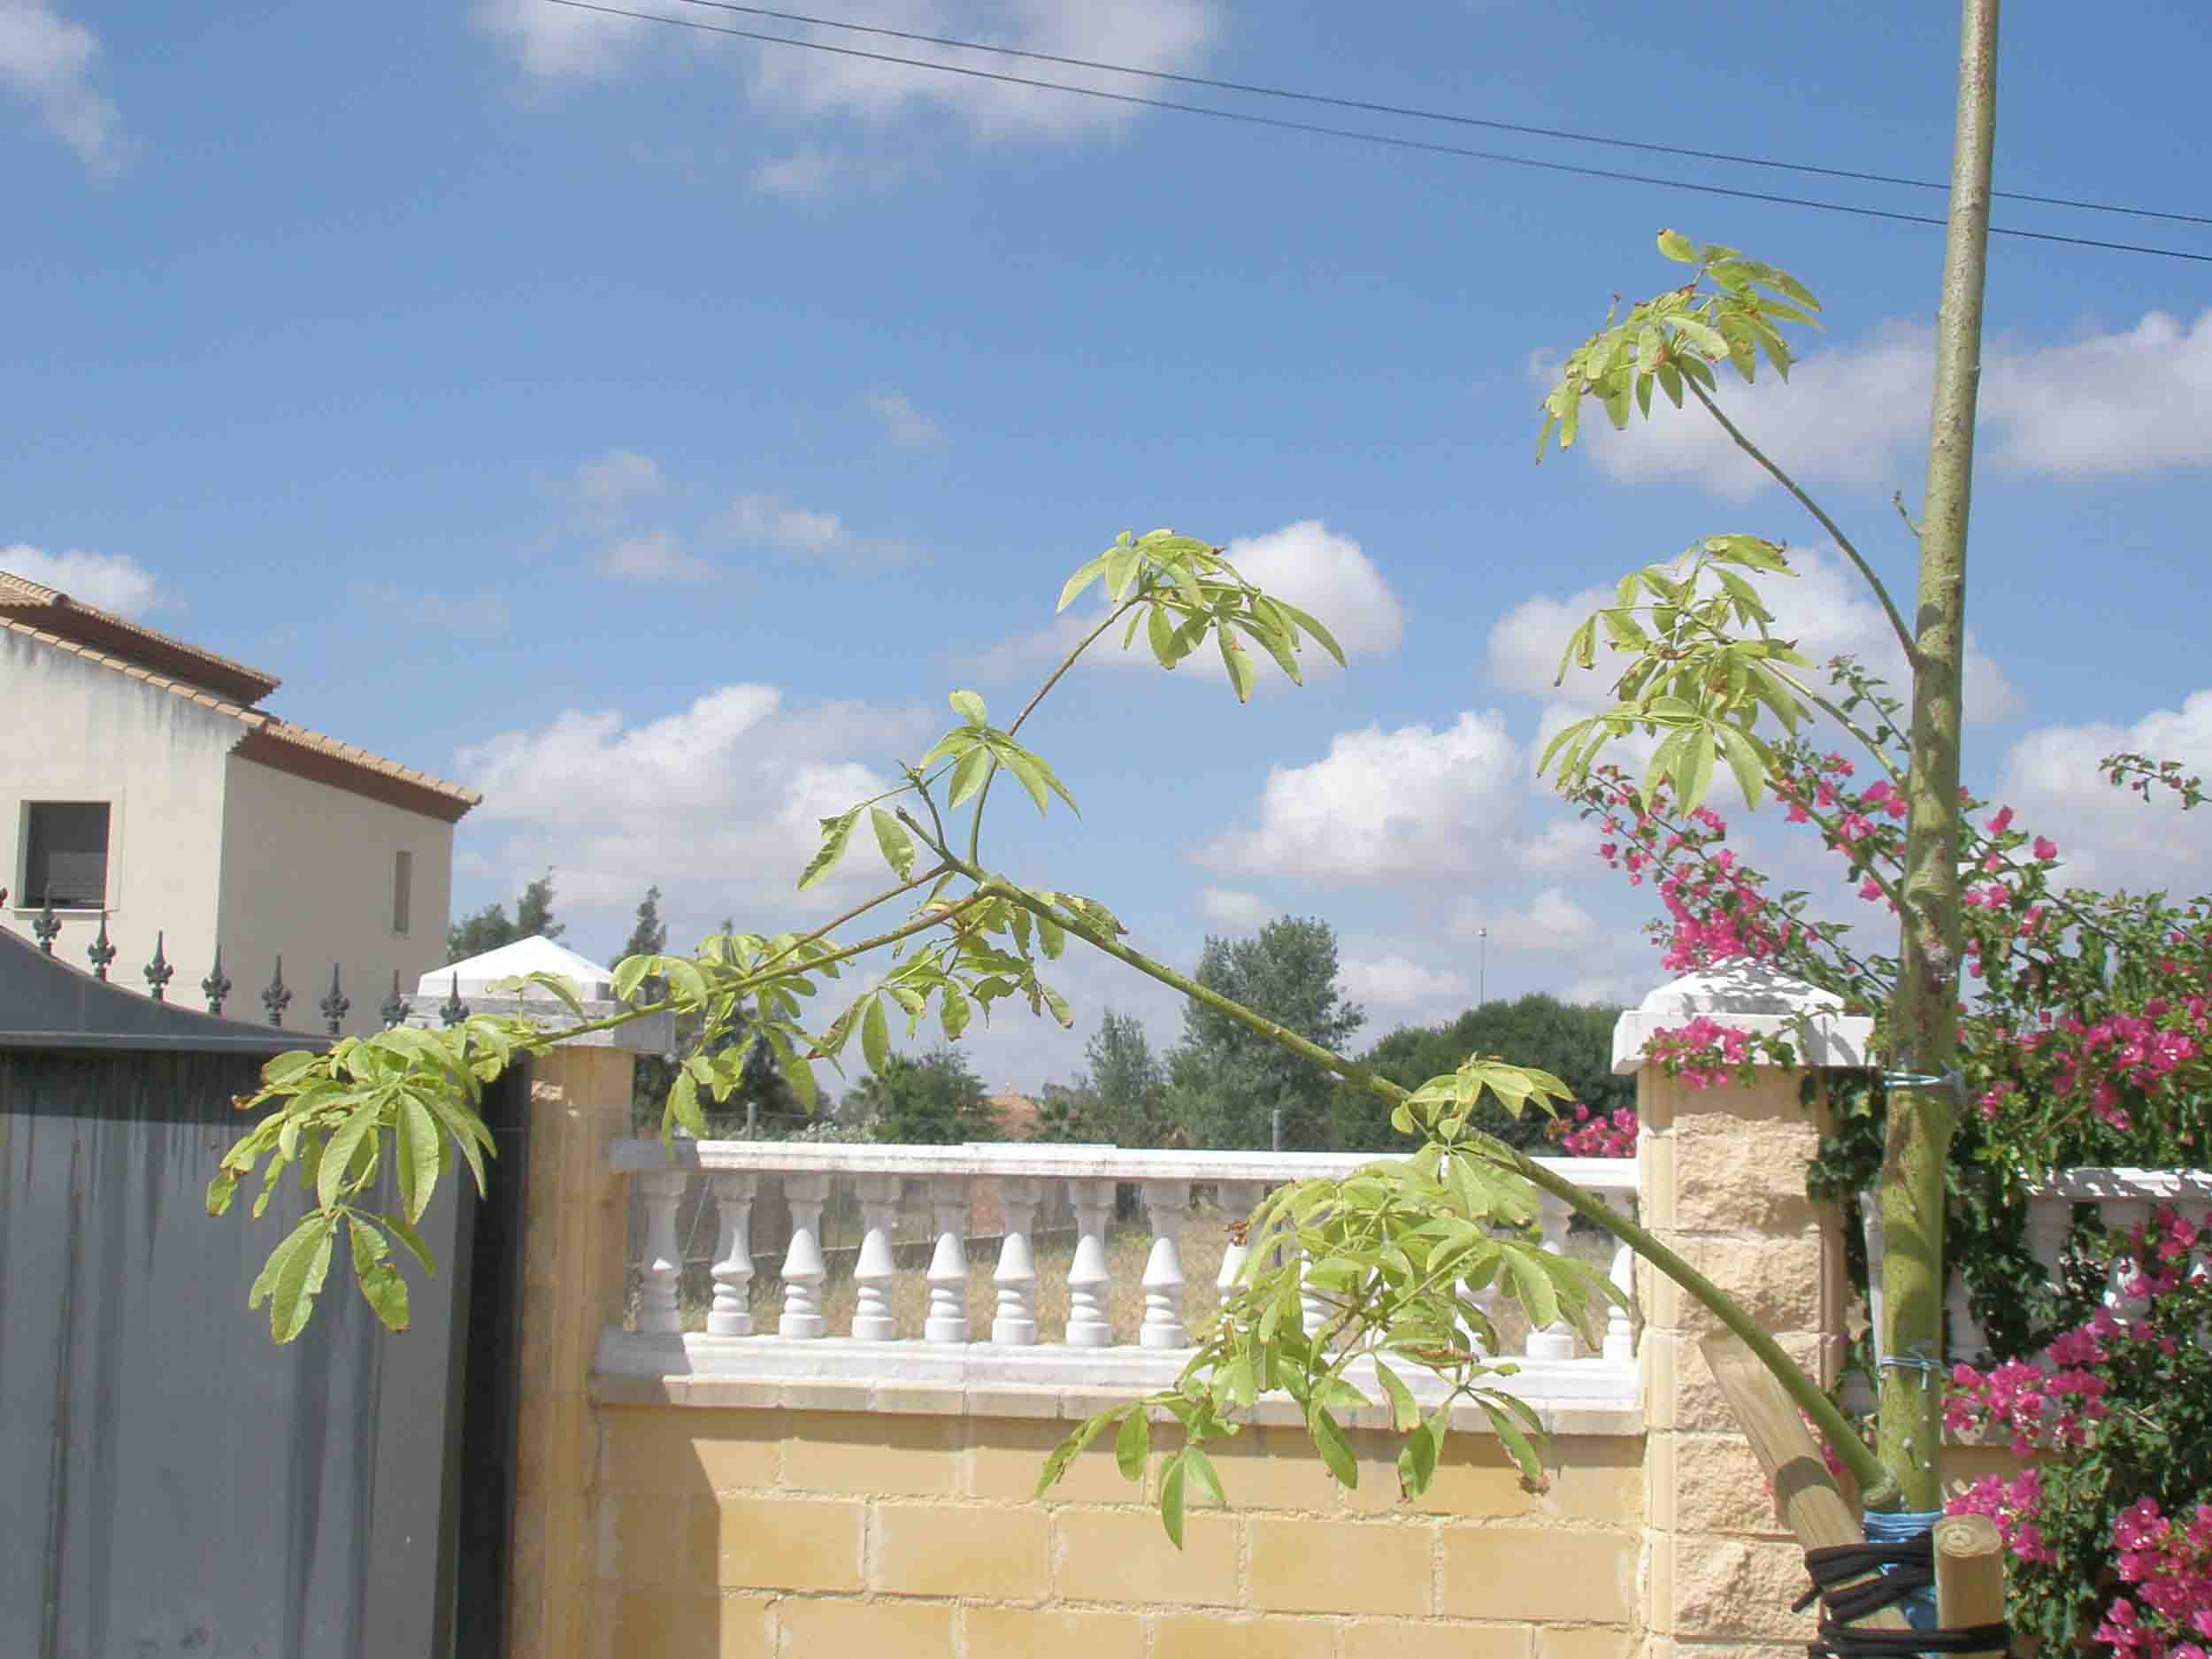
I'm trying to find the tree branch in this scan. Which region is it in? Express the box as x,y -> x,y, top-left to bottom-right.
1686,377 -> 1916,664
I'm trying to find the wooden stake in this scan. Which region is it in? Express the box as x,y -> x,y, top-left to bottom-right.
1700,1333 -> 1911,1633
1934,1513 -> 2007,1659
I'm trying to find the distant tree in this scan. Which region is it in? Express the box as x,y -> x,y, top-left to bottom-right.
615,885 -> 667,964
1331,993 -> 1632,1152
860,1048 -> 996,1145
1028,1079 -> 1101,1144
1085,1009 -> 1171,1145
446,866 -> 565,961
1165,917 -> 1363,1149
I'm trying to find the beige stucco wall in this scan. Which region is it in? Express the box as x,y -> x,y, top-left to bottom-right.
2,627 -> 234,991
218,753 -> 454,1035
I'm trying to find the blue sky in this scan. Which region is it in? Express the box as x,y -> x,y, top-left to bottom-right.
7,0 -> 2210,1093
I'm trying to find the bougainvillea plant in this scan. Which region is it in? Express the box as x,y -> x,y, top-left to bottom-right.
1944,1205 -> 2212,1657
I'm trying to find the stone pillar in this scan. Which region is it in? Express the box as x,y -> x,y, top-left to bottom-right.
499,959 -> 673,1659
1618,961 -> 1869,1659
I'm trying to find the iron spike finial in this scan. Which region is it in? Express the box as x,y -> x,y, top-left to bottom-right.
262,956 -> 291,1028
86,913 -> 117,981
439,972 -> 469,1028
380,969 -> 411,1029
204,944 -> 231,1016
319,964 -> 350,1036
32,898 -> 60,955
144,931 -> 174,1001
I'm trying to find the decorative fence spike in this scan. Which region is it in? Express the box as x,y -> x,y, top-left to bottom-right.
319,964 -> 349,1036
144,932 -> 174,1001
86,913 -> 116,981
379,970 -> 411,1029
438,973 -> 468,1027
32,900 -> 59,955
262,956 -> 291,1028
203,945 -> 231,1016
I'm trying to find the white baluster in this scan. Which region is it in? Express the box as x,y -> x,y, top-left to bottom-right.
1602,1231 -> 1636,1363
637,1169 -> 686,1335
992,1178 -> 1043,1346
851,1173 -> 902,1341
1216,1181 -> 1263,1302
2105,1198 -> 2154,1323
1299,1233 -> 1332,1342
705,1172 -> 757,1337
1066,1178 -> 1116,1348
778,1171 -> 829,1339
2024,1194 -> 2070,1304
1524,1191 -> 1577,1361
1141,1179 -> 1191,1348
925,1175 -> 970,1344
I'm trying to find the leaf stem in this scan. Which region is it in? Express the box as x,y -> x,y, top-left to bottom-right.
1685,377 -> 1915,664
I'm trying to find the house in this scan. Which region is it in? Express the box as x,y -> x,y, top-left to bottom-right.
1,567 -> 478,1034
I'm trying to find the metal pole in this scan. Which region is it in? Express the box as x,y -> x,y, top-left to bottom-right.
1271,1106 -> 1284,1152
1478,927 -> 1488,1006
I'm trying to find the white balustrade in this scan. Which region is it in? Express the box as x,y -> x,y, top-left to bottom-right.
778,1171 -> 829,1340
1603,1234 -> 1636,1363
851,1173 -> 902,1342
992,1178 -> 1042,1347
925,1174 -> 970,1344
1066,1178 -> 1116,1348
705,1173 -> 757,1337
636,1168 -> 685,1335
1139,1180 -> 1190,1349
602,1141 -> 1646,1410
1524,1191 -> 1578,1362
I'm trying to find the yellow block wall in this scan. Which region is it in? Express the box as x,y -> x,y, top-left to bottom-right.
585,1401 -> 1642,1659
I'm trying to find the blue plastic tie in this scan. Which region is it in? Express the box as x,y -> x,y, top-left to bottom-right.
1860,1509 -> 1945,1631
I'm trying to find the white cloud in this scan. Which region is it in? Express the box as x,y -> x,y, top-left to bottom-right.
1568,311 -> 2212,497
599,529 -> 711,584
970,519 -> 1402,684
454,685 -> 934,913
1,543 -> 157,614
742,0 -> 1222,139
576,448 -> 664,506
866,388 -> 947,450
1198,710 -> 1522,883
0,0 -> 121,169
752,149 -> 843,199
475,0 -> 641,78
1488,547 -> 2023,726
1198,887 -> 1271,929
1338,954 -> 1471,1012
728,494 -> 905,564
1991,690 -> 2212,894
1460,887 -> 1601,956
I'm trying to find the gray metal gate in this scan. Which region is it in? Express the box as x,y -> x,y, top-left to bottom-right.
0,929 -> 525,1659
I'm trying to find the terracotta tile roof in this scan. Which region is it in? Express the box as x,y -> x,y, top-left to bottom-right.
0,569 -> 282,706
987,1092 -> 1041,1136
2,611 -> 480,824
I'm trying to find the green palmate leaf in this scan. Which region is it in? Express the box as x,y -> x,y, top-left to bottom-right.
798,809 -> 860,893
318,1104 -> 380,1211
1057,555 -> 1108,612
1372,1356 -> 1420,1432
1716,723 -> 1769,810
206,1164 -> 241,1217
1159,1452 -> 1187,1549
871,807 -> 916,879
1040,980 -> 1074,1029
949,688 -> 988,726
947,744 -> 994,809
861,995 -> 891,1074
1147,603 -> 1179,667
382,1210 -> 435,1277
1218,629 -> 1256,703
1308,1407 -> 1358,1488
1655,227 -> 1697,263
1671,727 -> 1717,812
1498,1242 -> 1561,1331
263,1210 -> 338,1344
996,744 -> 1053,817
395,1094 -> 440,1225
1116,1406 -> 1151,1482
940,983 -> 972,1041
1183,1444 -> 1226,1506
1034,911 -> 1065,960
1397,1411 -> 1444,1498
1479,1395 -> 1547,1486
1034,1405 -> 1124,1498
1271,598 -> 1345,668
357,1262 -> 410,1333
1103,542 -> 1143,603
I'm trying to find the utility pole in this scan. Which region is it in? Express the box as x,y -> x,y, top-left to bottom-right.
1878,0 -> 2000,1516
1478,927 -> 1488,1006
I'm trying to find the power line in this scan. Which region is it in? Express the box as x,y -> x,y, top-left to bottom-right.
543,0 -> 2212,266
661,0 -> 2212,231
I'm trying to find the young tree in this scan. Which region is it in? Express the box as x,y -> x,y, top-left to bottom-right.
446,866 -> 565,961
616,885 -> 667,964
1086,1009 -> 1170,1145
860,1048 -> 997,1146
1167,918 -> 1363,1150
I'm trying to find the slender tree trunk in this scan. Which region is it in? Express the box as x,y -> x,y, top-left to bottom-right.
1878,0 -> 1999,1513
